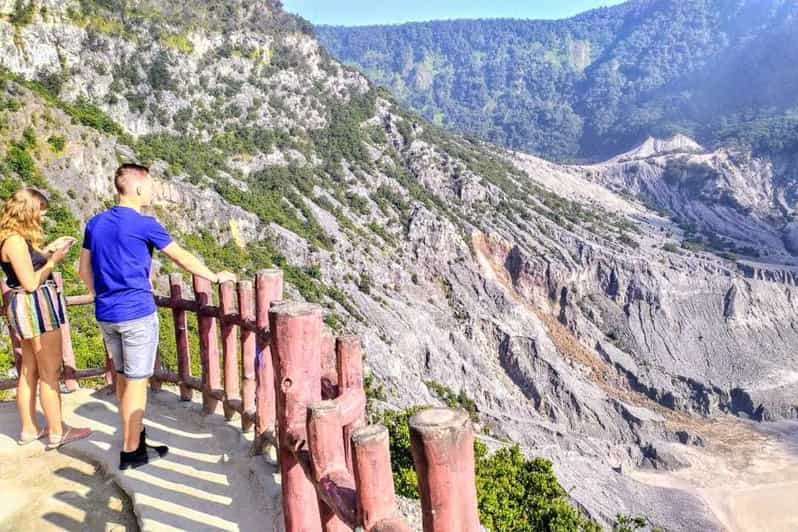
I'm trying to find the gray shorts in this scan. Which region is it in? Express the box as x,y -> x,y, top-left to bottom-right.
99,312 -> 159,380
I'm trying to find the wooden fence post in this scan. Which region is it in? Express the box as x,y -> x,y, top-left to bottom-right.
53,272 -> 78,392
409,408 -> 480,532
239,280 -> 256,432
102,339 -> 115,391
150,346 -> 163,391
336,336 -> 365,473
320,330 -> 338,400
307,401 -> 356,532
170,274 -> 193,401
254,269 -> 283,452
270,301 -> 324,532
352,425 -> 411,532
219,280 -> 240,420
193,275 -> 222,414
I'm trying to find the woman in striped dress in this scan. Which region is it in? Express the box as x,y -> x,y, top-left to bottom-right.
0,188 -> 90,449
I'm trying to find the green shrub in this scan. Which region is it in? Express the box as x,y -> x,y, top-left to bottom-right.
21,126 -> 37,150
47,134 -> 66,153
618,233 -> 639,249
311,89 -> 377,164
424,380 -> 478,420
10,0 -> 36,27
357,272 -> 372,294
6,145 -> 37,182
346,191 -> 371,215
613,515 -> 649,532
162,33 -> 194,54
67,98 -> 125,136
376,407 -> 423,498
0,97 -> 22,113
374,406 -> 601,531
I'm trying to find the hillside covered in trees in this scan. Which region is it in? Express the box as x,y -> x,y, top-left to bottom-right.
318,0 -> 798,161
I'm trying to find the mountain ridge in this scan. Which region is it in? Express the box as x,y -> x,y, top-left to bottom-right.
317,0 -> 798,162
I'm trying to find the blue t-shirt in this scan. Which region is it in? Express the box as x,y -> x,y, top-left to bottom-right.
83,206 -> 173,323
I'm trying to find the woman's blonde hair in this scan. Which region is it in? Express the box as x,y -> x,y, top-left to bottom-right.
0,188 -> 49,250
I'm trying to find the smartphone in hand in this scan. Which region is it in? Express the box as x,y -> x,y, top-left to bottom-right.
46,236 -> 78,254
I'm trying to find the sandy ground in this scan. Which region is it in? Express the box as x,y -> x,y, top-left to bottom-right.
630,418 -> 798,532
0,440 -> 137,532
0,385 -> 284,532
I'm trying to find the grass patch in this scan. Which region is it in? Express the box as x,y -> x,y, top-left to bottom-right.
162,33 -> 194,54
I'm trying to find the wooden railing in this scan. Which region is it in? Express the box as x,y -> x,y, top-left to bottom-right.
0,269 -> 480,532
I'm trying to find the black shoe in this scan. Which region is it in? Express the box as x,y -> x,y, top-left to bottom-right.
120,445 -> 166,470
139,428 -> 169,458
119,429 -> 169,470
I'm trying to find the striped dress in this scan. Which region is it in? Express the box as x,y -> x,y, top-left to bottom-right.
2,238 -> 65,339
6,282 -> 65,339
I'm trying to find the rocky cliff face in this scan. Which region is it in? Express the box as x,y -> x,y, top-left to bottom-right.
583,135 -> 798,268
1,1 -> 795,529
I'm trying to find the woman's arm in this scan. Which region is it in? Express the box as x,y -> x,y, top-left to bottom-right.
4,235 -> 57,292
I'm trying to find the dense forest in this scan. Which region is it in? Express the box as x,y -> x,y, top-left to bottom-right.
318,0 -> 798,161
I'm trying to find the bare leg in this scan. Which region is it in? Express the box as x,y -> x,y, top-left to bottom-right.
119,376 -> 148,452
115,373 -> 129,443
16,340 -> 39,436
115,372 -> 127,406
34,330 -> 64,439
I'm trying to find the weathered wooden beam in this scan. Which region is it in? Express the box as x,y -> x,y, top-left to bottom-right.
170,274 -> 193,401
53,273 -> 79,392
239,280 -> 257,432
307,401 -> 357,531
219,281 -> 240,420
409,409 -> 481,532
270,301 -> 324,531
337,335 -> 366,473
253,269 -> 283,454
193,275 -> 222,414
352,425 -> 412,532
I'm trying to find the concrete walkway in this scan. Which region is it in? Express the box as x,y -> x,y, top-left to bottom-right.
0,385 -> 284,532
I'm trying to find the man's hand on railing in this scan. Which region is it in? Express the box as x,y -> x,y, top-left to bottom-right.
215,271 -> 237,284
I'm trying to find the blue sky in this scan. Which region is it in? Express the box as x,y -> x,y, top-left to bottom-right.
282,1 -> 628,26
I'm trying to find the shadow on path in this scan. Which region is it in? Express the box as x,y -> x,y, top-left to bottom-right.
1,386 -> 284,532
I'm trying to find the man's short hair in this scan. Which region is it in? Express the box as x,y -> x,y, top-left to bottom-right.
114,163 -> 150,194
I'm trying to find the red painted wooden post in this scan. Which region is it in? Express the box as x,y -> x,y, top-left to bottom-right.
270,301 -> 324,532
102,339 -> 115,390
53,272 -> 78,392
307,402 -> 356,532
320,330 -> 338,400
254,269 -> 283,450
1,281 -> 23,376
218,280 -> 239,420
194,275 -> 221,414
239,280 -> 256,432
352,425 -> 411,532
150,346 -> 163,391
337,336 -> 365,473
170,274 -> 193,401
409,408 -> 480,532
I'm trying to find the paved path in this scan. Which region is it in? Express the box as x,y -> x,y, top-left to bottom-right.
0,386 -> 284,532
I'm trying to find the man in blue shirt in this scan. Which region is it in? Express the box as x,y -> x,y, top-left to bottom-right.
79,164 -> 236,470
